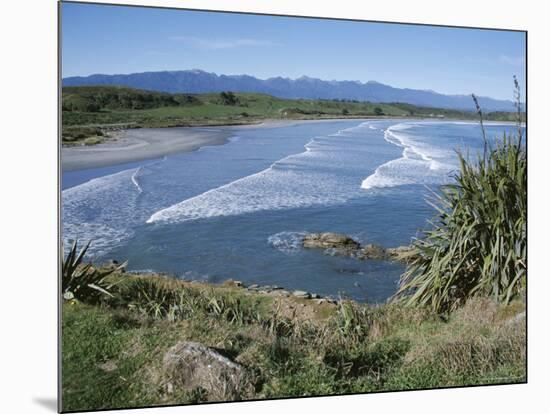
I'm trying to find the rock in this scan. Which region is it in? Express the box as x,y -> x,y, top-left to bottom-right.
310,293 -> 321,299
292,290 -> 311,299
105,259 -> 126,273
162,341 -> 254,401
302,232 -> 360,255
270,289 -> 290,297
258,285 -> 275,293
357,244 -> 388,260
223,279 -> 244,288
386,246 -> 418,263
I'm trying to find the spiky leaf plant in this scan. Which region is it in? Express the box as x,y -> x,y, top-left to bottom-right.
394,82 -> 526,313
62,240 -> 126,303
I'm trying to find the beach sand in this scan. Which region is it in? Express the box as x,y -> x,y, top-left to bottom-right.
61,119 -> 355,171
61,127 -> 232,171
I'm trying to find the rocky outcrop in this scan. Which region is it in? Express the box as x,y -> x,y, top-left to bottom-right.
162,341 -> 254,401
301,232 -> 417,263
386,246 -> 418,263
302,232 -> 360,255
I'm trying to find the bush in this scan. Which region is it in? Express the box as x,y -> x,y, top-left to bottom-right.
394,82 -> 526,313
62,240 -> 125,303
220,91 -> 238,106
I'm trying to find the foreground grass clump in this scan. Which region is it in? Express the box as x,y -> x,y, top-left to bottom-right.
62,241 -> 125,303
62,274 -> 525,412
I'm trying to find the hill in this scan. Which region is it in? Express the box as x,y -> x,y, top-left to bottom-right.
61,86 -> 519,145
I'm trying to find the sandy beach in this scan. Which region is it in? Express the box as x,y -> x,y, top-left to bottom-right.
61,119 -> 361,171
61,127 -> 234,171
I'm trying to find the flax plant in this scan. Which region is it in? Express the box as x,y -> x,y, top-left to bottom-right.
394,80 -> 526,313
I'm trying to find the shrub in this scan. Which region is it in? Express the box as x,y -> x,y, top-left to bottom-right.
394,80 -> 526,313
374,107 -> 384,116
62,240 -> 125,303
220,91 -> 238,106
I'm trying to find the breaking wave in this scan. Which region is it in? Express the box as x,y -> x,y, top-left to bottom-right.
147,122 -> 378,224
361,123 -> 455,190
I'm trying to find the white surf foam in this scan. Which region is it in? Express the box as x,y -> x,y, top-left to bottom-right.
361,123 -> 455,190
147,122 -> 376,224
62,167 -> 143,257
131,167 -> 143,193
267,231 -> 308,254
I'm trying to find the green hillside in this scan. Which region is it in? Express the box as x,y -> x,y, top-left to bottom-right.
61,86 -> 519,145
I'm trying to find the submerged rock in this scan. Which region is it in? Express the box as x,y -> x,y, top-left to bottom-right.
162,341 -> 253,401
302,232 -> 360,255
357,244 -> 388,260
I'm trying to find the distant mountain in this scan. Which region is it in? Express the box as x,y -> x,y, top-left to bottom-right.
63,69 -> 516,112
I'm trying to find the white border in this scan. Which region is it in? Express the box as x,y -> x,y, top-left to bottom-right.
2,1 -> 548,413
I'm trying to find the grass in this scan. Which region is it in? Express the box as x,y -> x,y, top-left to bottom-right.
61,86 -> 521,144
61,273 -> 526,412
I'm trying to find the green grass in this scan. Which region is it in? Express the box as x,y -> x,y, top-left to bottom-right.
61,86 -> 521,144
61,274 -> 525,412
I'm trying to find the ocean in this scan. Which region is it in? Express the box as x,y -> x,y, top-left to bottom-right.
61,119 -> 521,303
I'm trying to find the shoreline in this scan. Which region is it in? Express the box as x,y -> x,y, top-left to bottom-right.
61,117 -> 516,172
61,126 -> 232,171
61,118 -> 388,171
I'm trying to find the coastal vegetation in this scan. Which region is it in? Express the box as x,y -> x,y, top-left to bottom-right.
395,84 -> 526,313
60,84 -> 526,411
61,86 -> 523,144
62,270 -> 525,412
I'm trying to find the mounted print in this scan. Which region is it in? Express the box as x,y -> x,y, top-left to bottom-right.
59,1 -> 527,412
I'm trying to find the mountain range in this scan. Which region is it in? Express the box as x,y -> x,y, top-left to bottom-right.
62,69 -> 516,112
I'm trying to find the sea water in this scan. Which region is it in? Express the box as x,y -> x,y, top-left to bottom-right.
62,119 -> 522,302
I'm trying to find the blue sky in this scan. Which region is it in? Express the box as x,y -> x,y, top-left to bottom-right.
62,2 -> 526,100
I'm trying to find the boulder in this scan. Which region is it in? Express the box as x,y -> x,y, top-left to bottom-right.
162,341 -> 254,401
357,244 -> 388,260
270,289 -> 291,297
223,279 -> 244,288
292,290 -> 312,299
302,232 -> 360,254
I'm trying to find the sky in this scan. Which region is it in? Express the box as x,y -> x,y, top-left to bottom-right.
61,2 -> 526,100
